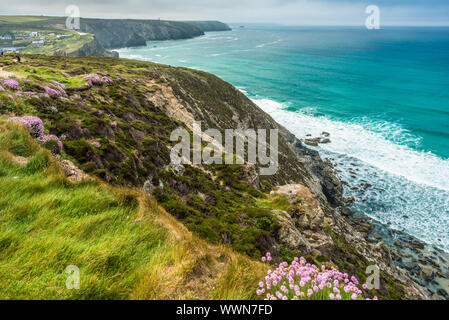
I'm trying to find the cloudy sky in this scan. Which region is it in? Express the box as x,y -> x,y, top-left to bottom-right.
1,0 -> 449,26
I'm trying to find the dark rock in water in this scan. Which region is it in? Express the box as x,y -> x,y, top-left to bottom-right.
341,206 -> 355,217
360,182 -> 372,190
403,215 -> 409,219
304,138 -> 320,146
410,241 -> 425,250
437,289 -> 449,299
394,240 -> 402,248
320,138 -> 331,144
343,196 -> 355,205
373,232 -> 382,240
322,131 -> 330,137
421,267 -> 435,281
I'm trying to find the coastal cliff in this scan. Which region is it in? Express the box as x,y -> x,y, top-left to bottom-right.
78,18 -> 230,49
0,16 -> 231,57
0,54 -> 425,299
57,38 -> 119,58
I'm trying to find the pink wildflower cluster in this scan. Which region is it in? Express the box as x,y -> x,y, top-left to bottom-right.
111,121 -> 118,129
1,79 -> 20,90
37,134 -> 63,153
271,209 -> 294,224
101,76 -> 113,84
44,86 -> 61,96
85,74 -> 114,86
9,116 -> 45,138
22,91 -> 40,99
8,116 -> 63,153
43,81 -> 67,98
261,252 -> 272,262
91,141 -> 101,148
257,255 -> 378,301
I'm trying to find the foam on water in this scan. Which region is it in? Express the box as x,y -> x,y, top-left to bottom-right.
254,98 -> 449,191
251,97 -> 449,252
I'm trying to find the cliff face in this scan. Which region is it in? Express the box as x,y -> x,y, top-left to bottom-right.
182,21 -> 232,32
0,16 -> 231,55
79,19 -> 230,49
0,54 -> 424,300
57,38 -> 118,58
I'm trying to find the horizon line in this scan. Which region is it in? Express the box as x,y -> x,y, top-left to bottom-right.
1,14 -> 449,27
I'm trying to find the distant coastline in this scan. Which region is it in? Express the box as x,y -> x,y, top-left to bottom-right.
0,16 -> 231,57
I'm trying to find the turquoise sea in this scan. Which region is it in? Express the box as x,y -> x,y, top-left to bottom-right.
117,26 -> 449,252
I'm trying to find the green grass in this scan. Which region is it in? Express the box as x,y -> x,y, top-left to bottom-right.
8,65 -> 86,88
23,33 -> 94,56
0,119 -> 267,299
0,16 -> 54,23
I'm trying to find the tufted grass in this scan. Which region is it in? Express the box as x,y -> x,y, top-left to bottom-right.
0,118 -> 266,299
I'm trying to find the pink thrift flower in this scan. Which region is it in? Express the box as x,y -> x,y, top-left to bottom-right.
91,141 -> 101,148
351,293 -> 357,300
1,79 -> 20,89
44,86 -> 62,96
9,116 -> 45,138
37,134 -> 63,153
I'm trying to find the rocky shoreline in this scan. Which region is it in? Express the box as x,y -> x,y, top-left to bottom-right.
352,215 -> 449,300
302,132 -> 449,300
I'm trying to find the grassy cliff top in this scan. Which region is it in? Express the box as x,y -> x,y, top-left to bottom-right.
0,117 -> 266,299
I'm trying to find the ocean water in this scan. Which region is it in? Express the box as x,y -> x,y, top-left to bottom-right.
117,26 -> 449,252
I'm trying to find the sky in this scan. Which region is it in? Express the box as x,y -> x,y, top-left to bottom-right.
1,0 -> 449,26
